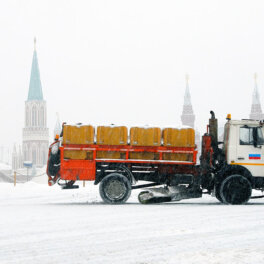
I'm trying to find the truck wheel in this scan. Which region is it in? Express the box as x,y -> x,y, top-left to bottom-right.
220,174 -> 252,205
215,184 -> 223,203
99,173 -> 131,204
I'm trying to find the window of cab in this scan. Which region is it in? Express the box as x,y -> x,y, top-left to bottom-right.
239,126 -> 264,145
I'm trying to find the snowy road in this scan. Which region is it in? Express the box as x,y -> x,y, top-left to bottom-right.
0,182 -> 264,264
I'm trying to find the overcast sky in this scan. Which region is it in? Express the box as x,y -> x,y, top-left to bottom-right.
1,0 -> 264,153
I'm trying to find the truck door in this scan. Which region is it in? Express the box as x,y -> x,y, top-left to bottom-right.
236,125 -> 264,177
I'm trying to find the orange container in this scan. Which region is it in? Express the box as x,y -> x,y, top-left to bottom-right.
130,127 -> 161,146
96,126 -> 128,145
162,128 -> 195,147
62,125 -> 94,145
129,127 -> 161,160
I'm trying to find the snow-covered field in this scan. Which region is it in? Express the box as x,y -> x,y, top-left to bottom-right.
1,182 -> 264,264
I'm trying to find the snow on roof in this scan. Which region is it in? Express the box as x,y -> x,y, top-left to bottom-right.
64,123 -> 193,130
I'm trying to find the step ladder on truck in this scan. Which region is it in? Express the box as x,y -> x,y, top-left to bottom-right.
47,111 -> 264,204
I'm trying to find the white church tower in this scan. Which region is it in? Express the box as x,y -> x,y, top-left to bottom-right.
181,75 -> 200,154
249,73 -> 264,120
181,74 -> 195,128
22,38 -> 49,167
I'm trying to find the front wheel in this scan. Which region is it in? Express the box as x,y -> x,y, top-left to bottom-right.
220,174 -> 252,205
99,173 -> 131,204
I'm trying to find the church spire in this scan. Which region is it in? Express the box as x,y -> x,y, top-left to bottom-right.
27,38 -> 43,101
54,113 -> 61,138
181,74 -> 195,128
249,73 -> 264,120
183,74 -> 192,106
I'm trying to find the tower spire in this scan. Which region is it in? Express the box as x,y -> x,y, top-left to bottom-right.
186,74 -> 189,86
27,38 -> 43,101
250,73 -> 264,120
181,74 -> 195,128
183,74 -> 191,106
54,113 -> 62,138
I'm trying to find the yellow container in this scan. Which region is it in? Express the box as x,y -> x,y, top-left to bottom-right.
62,125 -> 94,145
130,127 -> 161,146
162,128 -> 195,147
129,127 -> 161,160
96,126 -> 127,159
96,126 -> 128,145
64,150 -> 93,160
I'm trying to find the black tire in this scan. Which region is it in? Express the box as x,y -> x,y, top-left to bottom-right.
220,174 -> 252,205
215,183 -> 224,203
99,173 -> 131,204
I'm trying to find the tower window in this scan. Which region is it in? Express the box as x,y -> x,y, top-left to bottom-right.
40,107 -> 44,127
32,106 -> 37,126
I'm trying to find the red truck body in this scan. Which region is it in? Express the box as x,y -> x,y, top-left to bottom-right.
52,144 -> 197,182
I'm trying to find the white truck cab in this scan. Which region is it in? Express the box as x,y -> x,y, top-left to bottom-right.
223,119 -> 264,177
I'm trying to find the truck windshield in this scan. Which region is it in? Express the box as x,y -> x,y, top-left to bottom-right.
240,126 -> 264,145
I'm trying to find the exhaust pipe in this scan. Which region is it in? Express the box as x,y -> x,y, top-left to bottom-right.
209,111 -> 218,151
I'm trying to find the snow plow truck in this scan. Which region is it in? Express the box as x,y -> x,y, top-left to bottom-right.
47,111 -> 264,204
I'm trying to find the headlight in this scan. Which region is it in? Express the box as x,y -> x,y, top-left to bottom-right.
51,144 -> 59,155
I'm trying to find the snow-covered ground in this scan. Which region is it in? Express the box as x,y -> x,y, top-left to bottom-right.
0,162 -> 11,170
0,182 -> 264,264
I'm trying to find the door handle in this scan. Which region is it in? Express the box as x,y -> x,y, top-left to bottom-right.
237,157 -> 245,160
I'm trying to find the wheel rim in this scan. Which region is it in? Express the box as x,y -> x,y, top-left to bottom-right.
104,179 -> 127,200
221,176 -> 251,204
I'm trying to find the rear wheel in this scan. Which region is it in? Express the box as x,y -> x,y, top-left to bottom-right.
220,174 -> 252,205
99,173 -> 131,204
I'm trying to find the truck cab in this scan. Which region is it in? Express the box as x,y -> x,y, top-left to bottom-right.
223,119 -> 264,177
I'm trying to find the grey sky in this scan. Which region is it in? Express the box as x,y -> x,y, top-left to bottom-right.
1,0 -> 264,151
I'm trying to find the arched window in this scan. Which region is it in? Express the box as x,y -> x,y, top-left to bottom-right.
40,107 -> 44,127
32,106 -> 37,127
26,107 -> 30,127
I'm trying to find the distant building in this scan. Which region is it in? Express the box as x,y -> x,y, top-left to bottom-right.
12,38 -> 49,170
181,75 -> 195,128
22,38 -> 49,167
249,73 -> 264,120
181,75 -> 201,153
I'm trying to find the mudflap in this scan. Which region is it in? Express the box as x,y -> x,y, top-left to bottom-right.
138,185 -> 202,204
